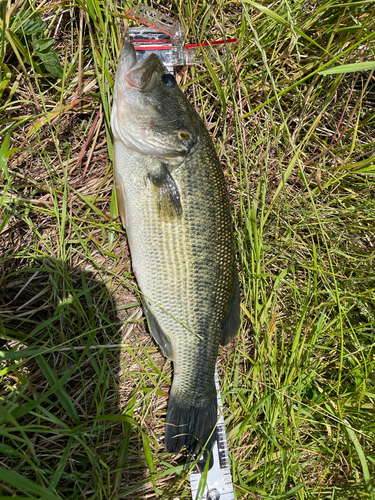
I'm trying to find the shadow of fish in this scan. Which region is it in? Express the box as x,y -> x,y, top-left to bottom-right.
111,42 -> 240,455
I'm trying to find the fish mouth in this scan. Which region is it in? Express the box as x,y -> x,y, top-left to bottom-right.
119,42 -> 161,91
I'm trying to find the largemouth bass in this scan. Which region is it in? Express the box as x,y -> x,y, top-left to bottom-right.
111,42 -> 240,454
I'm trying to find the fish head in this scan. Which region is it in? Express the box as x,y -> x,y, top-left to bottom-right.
111,42 -> 201,157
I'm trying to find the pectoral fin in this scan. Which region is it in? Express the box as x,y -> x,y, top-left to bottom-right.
147,162 -> 182,219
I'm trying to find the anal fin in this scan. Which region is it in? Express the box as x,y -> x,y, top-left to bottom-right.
143,301 -> 175,360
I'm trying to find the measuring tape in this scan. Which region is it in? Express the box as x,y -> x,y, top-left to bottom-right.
189,366 -> 234,500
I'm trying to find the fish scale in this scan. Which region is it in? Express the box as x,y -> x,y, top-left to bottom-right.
111,42 -> 240,454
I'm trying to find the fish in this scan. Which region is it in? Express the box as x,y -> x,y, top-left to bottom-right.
111,42 -> 240,455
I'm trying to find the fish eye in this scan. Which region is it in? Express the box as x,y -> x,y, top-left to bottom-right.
162,73 -> 175,86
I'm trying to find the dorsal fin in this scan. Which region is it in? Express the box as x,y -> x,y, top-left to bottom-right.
221,265 -> 240,345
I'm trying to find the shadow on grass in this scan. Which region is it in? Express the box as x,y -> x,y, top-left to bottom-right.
0,253 -> 159,499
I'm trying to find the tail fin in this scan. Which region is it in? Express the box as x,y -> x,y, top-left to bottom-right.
165,390 -> 217,454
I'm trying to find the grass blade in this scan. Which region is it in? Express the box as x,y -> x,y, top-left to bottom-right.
318,61 -> 375,75
0,467 -> 62,500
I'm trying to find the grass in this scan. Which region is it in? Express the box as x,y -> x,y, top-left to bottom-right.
1,0 -> 375,498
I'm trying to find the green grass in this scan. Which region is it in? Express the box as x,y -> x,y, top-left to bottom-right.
1,0 -> 375,498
